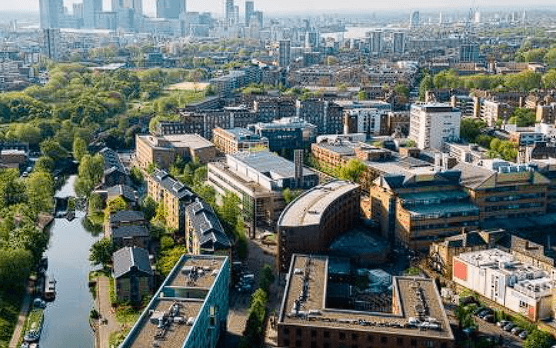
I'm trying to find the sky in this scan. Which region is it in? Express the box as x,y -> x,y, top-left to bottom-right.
3,0 -> 554,17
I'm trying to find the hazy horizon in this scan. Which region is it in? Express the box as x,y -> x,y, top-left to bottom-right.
1,0 -> 554,18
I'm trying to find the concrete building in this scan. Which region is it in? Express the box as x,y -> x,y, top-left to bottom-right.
481,100 -> 514,127
147,169 -> 196,232
536,103 -> 556,124
157,0 -> 185,19
279,40 -> 291,68
40,0 -> 63,28
248,117 -> 317,152
277,254 -> 455,348
277,181 -> 361,272
393,32 -> 406,54
113,246 -> 153,304
135,134 -> 217,170
119,254 -> 229,348
207,151 -> 318,238
83,0 -> 102,28
212,127 -> 268,154
337,100 -> 392,136
409,103 -> 461,150
40,28 -> 61,60
371,169 -> 480,249
253,97 -> 296,123
455,160 -> 550,221
245,0 -> 254,25
185,198 -> 232,257
296,98 -> 344,135
453,248 -> 554,321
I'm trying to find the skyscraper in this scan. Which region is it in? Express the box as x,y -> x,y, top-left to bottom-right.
40,28 -> 60,60
245,1 -> 254,25
157,0 -> 186,19
368,30 -> 383,54
224,0 -> 234,24
112,0 -> 142,16
410,10 -> 420,29
39,0 -> 63,29
393,32 -> 405,54
83,0 -> 102,28
279,40 -> 291,67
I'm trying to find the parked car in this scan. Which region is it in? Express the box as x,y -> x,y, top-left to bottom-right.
497,320 -> 510,328
519,330 -> 528,339
511,327 -> 523,335
473,306 -> 486,315
483,314 -> 495,323
478,309 -> 493,319
503,323 -> 515,332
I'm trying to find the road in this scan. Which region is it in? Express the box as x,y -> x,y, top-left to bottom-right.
8,280 -> 33,348
97,276 -> 119,348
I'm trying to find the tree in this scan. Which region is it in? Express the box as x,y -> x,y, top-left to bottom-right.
455,303 -> 477,330
0,248 -> 33,289
35,156 -> 55,173
89,238 -> 116,268
88,193 -> 104,214
153,202 -> 168,225
140,196 -> 158,221
104,196 -> 128,217
357,90 -> 368,101
156,246 -> 186,276
282,188 -> 301,205
259,264 -> 275,293
0,168 -> 25,209
218,192 -> 240,227
523,330 -> 553,348
160,236 -> 175,251
336,159 -> 366,182
130,166 -> 144,186
419,74 -> 434,101
74,154 -> 104,197
73,137 -> 88,162
509,108 -> 536,127
460,118 -> 486,143
394,83 -> 410,98
26,171 -> 54,214
40,139 -> 68,162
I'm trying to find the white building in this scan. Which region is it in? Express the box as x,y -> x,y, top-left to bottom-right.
336,100 -> 392,136
453,248 -> 554,321
409,103 -> 461,150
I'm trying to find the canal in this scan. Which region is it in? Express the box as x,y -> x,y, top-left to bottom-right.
39,175 -> 98,348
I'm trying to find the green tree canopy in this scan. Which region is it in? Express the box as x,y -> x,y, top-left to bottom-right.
337,159 -> 366,183
72,137 -> 88,162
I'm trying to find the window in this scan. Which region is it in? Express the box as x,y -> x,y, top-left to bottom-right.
311,343 -> 317,348
296,340 -> 302,347
381,337 -> 387,344
397,338 -> 404,346
324,344 -> 330,348
284,339 -> 290,347
296,328 -> 302,337
340,332 -> 346,340
284,328 -> 290,335
367,335 -> 374,342
324,331 -> 330,338
311,330 -> 317,338
352,333 -> 358,341
411,339 -> 417,346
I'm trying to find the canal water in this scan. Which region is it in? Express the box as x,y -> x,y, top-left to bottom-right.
39,175 -> 98,348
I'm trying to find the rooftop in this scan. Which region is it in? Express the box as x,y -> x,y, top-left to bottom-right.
186,198 -> 231,251
138,134 -> 214,150
119,255 -> 227,348
229,151 -> 316,181
278,255 -> 454,340
278,181 -> 360,228
113,247 -> 152,279
151,170 -> 196,201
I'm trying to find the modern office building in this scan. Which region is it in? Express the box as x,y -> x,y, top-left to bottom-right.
455,160 -> 550,222
119,254 -> 230,348
277,181 -> 361,272
277,254 -> 455,348
393,32 -> 406,54
453,248 -> 554,321
157,0 -> 186,19
368,30 -> 383,54
409,103 -> 461,150
248,117 -> 317,152
245,0 -> 254,25
40,0 -> 63,28
337,100 -> 392,136
207,151 -> 318,238
135,134 -> 217,170
410,10 -> 420,29
147,169 -> 196,232
212,127 -> 269,154
279,40 -> 291,68
39,28 -> 61,60
371,169 -> 480,249
83,0 -> 102,28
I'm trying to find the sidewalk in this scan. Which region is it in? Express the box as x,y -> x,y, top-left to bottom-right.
96,276 -> 119,348
8,280 -> 34,348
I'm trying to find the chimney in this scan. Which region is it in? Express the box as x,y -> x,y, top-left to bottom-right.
294,149 -> 304,188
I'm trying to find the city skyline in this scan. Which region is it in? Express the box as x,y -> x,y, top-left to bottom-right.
2,0 -> 554,17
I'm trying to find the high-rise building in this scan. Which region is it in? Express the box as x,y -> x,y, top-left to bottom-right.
73,3 -> 84,20
224,0 -> 234,24
83,0 -> 102,28
157,0 -> 185,19
393,31 -> 405,54
245,0 -> 254,25
112,0 -> 142,16
39,0 -> 63,28
305,30 -> 319,50
253,10 -> 263,27
279,40 -> 291,67
410,10 -> 420,29
368,29 -> 383,54
409,103 -> 461,150
40,28 -> 60,60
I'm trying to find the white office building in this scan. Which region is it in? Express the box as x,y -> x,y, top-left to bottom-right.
409,103 -> 461,150
453,248 -> 555,321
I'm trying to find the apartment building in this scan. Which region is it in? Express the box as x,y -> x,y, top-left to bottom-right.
296,98 -> 344,134
212,127 -> 269,154
277,254 -> 455,348
119,255 -> 230,348
113,246 -> 153,304
185,198 -> 232,257
371,170 -> 480,250
480,100 -> 514,127
453,248 -> 554,321
536,103 -> 556,124
276,181 -> 360,272
248,117 -> 317,152
206,151 -> 318,238
253,97 -> 296,122
147,169 -> 196,232
409,103 -> 461,150
135,134 -> 217,170
336,100 -> 392,136
455,160 -> 550,221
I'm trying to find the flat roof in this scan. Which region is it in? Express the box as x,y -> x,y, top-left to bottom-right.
120,255 -> 227,348
162,134 -> 215,150
230,151 -> 316,181
278,181 -> 359,228
278,255 -> 454,340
